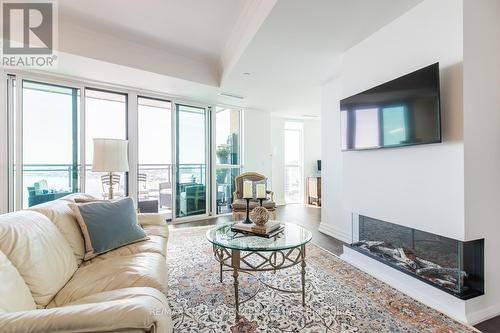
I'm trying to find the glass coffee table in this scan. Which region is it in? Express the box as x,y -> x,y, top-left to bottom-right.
206,222 -> 312,319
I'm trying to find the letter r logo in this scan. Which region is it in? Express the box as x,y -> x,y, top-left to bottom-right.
2,1 -> 53,54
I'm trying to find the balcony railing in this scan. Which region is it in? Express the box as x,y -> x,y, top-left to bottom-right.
21,163 -> 206,207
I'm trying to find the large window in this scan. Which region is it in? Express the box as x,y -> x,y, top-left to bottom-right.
284,121 -> 303,204
22,80 -> 80,208
85,89 -> 127,199
215,107 -> 241,214
138,97 -> 172,217
4,74 -> 245,222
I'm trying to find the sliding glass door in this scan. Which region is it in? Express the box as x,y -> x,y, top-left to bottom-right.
21,80 -> 80,208
138,97 -> 172,218
214,107 -> 242,214
84,89 -> 127,199
175,104 -> 208,219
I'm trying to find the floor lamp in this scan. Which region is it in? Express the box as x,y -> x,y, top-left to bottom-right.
92,138 -> 129,200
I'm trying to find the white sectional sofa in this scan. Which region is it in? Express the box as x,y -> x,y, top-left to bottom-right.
0,194 -> 173,333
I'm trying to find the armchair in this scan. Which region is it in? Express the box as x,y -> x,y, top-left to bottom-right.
232,172 -> 276,220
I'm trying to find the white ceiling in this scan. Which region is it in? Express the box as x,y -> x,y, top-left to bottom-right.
59,0 -> 248,63
54,0 -> 423,117
220,0 -> 423,116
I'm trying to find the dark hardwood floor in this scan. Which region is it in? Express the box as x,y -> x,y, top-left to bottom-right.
475,317 -> 500,333
170,204 -> 345,255
170,204 -> 498,332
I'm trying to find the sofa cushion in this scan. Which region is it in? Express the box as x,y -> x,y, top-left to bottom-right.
138,213 -> 166,226
50,253 -> 167,307
29,199 -> 86,265
0,211 -> 78,308
0,288 -> 173,333
70,198 -> 148,260
0,250 -> 36,312
59,193 -> 98,203
82,235 -> 167,266
143,224 -> 169,239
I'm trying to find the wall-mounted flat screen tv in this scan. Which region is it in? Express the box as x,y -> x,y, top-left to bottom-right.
340,63 -> 441,151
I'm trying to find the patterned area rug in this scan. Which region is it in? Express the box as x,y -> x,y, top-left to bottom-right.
167,226 -> 478,333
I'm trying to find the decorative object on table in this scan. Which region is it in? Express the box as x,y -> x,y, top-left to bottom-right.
241,180 -> 253,223
92,138 -> 129,200
249,206 -> 269,226
231,220 -> 283,237
255,182 -> 266,206
69,197 -> 148,260
231,172 -> 277,220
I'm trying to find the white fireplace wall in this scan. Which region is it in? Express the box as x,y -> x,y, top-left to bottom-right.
462,0 -> 500,323
337,0 -> 465,240
320,0 -> 465,242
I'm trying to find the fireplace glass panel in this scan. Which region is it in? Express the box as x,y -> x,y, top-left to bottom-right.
351,215 -> 483,299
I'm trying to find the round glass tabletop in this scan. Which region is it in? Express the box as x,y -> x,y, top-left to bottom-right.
206,222 -> 313,251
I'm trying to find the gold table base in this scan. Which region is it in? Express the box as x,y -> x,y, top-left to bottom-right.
212,244 -> 307,320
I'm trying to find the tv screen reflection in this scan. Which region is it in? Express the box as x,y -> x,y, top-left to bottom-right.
340,63 -> 441,151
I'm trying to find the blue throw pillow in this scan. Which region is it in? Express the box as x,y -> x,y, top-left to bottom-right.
70,197 -> 148,260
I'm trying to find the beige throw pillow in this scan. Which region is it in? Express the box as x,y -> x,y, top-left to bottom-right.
0,250 -> 37,312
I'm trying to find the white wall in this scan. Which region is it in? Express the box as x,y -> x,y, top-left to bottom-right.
318,78 -> 352,242
270,116 -> 285,205
320,0 -> 465,241
463,0 -> 500,322
303,119 -> 322,179
243,108 -> 272,178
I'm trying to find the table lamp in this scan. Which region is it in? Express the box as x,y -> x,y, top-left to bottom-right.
92,138 -> 129,199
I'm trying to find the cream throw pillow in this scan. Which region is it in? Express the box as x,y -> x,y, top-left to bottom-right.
0,250 -> 37,312
0,211 -> 78,308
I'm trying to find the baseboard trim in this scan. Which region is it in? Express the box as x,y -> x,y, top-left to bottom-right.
467,302 -> 500,326
318,222 -> 351,243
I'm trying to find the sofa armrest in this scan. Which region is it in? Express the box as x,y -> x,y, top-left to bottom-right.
138,213 -> 166,226
0,288 -> 172,333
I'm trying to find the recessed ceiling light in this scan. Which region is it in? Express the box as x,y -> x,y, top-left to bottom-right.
243,72 -> 251,76
219,92 -> 245,100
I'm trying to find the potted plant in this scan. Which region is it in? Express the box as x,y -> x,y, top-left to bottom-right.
216,169 -> 227,184
216,146 -> 230,164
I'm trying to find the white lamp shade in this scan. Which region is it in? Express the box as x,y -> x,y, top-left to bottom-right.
92,138 -> 129,172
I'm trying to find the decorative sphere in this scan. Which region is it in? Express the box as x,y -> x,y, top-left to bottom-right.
250,206 -> 269,226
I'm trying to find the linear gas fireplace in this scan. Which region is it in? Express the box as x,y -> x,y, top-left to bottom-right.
351,215 -> 484,299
